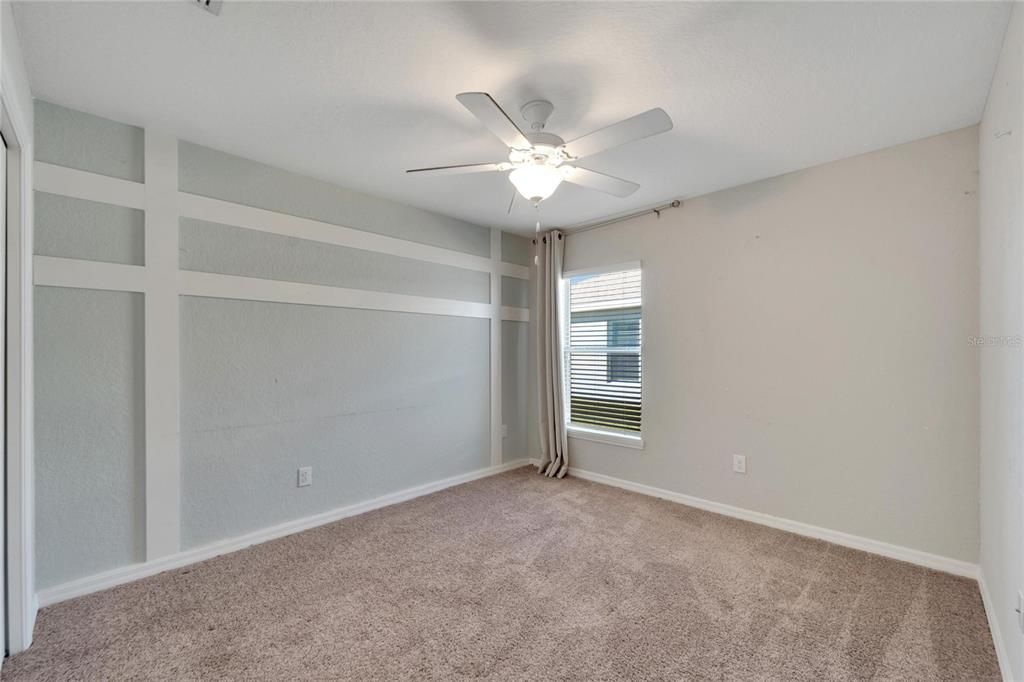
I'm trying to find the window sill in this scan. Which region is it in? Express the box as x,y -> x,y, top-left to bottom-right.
567,425 -> 644,450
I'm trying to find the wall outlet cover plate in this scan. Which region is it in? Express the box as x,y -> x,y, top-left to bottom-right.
732,455 -> 747,474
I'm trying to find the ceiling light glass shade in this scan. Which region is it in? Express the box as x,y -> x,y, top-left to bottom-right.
509,164 -> 565,202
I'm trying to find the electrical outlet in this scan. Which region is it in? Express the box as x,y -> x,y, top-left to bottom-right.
297,466 -> 313,488
732,455 -> 747,474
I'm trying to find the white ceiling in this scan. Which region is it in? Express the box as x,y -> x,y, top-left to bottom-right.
12,1 -> 1011,234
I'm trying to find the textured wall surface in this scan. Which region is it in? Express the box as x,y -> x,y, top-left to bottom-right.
36,192 -> 144,265
179,297 -> 490,548
501,275 -> 529,308
179,141 -> 489,256
33,102 -> 148,590
979,5 -> 1024,678
502,320 -> 528,463
501,233 -> 538,465
564,127 -> 980,562
34,287 -> 145,589
501,231 -> 532,266
34,101 -> 526,588
35,100 -> 143,181
180,218 -> 490,303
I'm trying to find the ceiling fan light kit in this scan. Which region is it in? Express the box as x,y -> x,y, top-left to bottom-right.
407,92 -> 673,211
509,163 -> 567,203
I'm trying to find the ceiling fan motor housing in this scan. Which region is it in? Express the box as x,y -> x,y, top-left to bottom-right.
508,141 -> 568,168
521,99 -> 555,131
525,132 -> 566,149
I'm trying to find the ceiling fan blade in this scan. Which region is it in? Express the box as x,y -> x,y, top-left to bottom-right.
561,108 -> 673,160
563,166 -> 640,198
456,92 -> 531,150
406,161 -> 510,176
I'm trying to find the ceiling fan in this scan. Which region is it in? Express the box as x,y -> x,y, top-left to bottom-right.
406,92 -> 673,209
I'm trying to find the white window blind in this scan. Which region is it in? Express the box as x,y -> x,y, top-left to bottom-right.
566,268 -> 642,434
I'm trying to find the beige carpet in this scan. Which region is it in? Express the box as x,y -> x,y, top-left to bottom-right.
4,467 -> 999,680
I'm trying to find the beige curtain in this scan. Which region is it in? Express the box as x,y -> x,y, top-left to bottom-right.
534,230 -> 568,478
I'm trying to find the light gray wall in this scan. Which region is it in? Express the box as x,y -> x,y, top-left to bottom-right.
501,275 -> 529,308
501,231 -> 532,267
501,232 -> 536,464
37,192 -> 144,265
502,320 -> 528,462
979,5 -> 1023,678
180,298 -> 489,547
34,287 -> 145,589
33,103 -> 149,590
33,101 -> 529,587
563,126 -> 980,563
35,100 -> 144,181
179,218 -> 490,303
179,141 -> 489,256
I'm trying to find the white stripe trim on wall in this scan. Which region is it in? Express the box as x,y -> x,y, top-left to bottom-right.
31,161 -> 532,322
34,256 -> 146,293
500,306 -> 530,323
489,229 -> 502,466
33,142 -> 533,602
35,161 -> 145,210
34,161 -> 530,280
33,257 -> 527,322
180,270 -> 496,319
143,131 -> 182,560
179,192 -> 532,278
499,261 -> 530,279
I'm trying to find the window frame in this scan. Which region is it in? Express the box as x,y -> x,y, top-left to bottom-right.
561,261 -> 645,450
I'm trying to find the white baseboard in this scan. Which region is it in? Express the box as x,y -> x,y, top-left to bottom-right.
979,570 -> 1014,681
37,459 -> 531,608
554,462 -> 978,579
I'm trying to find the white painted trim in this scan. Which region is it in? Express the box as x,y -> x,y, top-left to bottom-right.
979,570 -> 1014,681
180,270 -> 495,319
34,255 -> 146,292
33,255 -> 534,324
0,109 -> 8,664
565,464 -> 978,578
178,191 -> 524,278
500,305 -> 530,322
490,229 -> 502,467
143,131 -> 182,560
30,140 -> 535,631
34,161 -> 145,210
2,28 -> 37,651
37,459 -> 532,607
33,162 -> 531,282
499,261 -> 530,280
567,425 -> 644,450
562,260 -> 642,279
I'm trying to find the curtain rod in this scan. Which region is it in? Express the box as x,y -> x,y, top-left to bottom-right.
567,199 -> 682,235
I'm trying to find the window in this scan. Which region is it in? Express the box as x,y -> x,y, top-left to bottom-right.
564,266 -> 642,445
